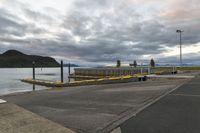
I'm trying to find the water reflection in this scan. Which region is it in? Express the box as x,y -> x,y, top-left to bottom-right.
0,67 -> 74,95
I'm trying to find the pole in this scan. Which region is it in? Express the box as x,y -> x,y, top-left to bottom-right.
176,30 -> 183,66
32,61 -> 35,91
180,31 -> 182,66
32,61 -> 35,80
68,63 -> 71,82
61,60 -> 63,83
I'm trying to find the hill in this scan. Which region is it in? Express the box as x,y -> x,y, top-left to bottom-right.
63,63 -> 79,67
0,50 -> 60,68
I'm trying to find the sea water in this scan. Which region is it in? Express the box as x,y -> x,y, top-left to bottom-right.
0,67 -> 74,95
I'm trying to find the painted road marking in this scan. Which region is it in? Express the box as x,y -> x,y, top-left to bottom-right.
171,94 -> 200,97
0,99 -> 7,104
110,127 -> 122,133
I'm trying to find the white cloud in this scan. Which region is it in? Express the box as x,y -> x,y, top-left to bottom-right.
164,43 -> 200,56
18,0 -> 75,14
0,0 -> 200,65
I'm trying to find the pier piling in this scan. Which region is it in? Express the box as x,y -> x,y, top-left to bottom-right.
32,61 -> 35,91
32,61 -> 35,80
68,63 -> 71,82
61,60 -> 63,83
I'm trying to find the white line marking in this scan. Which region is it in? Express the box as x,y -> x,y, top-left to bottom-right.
171,94 -> 200,97
110,127 -> 122,133
0,99 -> 7,104
100,79 -> 191,133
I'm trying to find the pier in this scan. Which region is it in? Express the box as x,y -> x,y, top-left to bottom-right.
21,75 -> 147,87
72,67 -> 149,77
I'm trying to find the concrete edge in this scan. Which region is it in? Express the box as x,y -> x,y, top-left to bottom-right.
110,127 -> 122,133
0,99 -> 6,104
21,76 -> 146,88
0,103 -> 77,133
99,78 -> 191,133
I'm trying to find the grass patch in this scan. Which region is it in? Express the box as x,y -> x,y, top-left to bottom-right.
152,66 -> 200,71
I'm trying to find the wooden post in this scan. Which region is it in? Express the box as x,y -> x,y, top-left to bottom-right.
32,61 -> 35,80
61,60 -> 63,83
68,63 -> 71,82
32,61 -> 35,91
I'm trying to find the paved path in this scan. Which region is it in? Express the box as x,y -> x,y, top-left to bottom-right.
0,103 -> 75,133
1,78 -> 186,133
120,77 -> 200,133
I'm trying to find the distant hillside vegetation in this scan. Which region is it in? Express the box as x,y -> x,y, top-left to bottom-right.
63,64 -> 79,67
0,50 -> 60,68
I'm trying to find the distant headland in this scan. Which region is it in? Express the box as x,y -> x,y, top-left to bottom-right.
0,50 -> 60,68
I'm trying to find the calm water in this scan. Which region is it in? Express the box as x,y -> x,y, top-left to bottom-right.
0,67 -> 74,96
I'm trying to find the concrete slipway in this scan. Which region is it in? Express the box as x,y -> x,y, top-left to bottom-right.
0,77 -> 189,133
120,77 -> 200,133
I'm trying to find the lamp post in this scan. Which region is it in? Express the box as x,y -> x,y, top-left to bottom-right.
176,29 -> 184,66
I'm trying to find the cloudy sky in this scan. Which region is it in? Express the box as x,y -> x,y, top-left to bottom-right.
0,0 -> 200,65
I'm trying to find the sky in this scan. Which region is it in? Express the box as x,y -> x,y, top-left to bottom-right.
0,0 -> 200,66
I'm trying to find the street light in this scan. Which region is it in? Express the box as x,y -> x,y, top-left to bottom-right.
176,29 -> 184,66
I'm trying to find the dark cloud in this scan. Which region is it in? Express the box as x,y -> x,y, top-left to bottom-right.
158,53 -> 200,65
0,10 -> 26,36
0,0 -> 200,65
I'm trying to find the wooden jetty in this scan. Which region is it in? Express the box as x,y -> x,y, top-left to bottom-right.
69,67 -> 150,80
22,65 -> 149,88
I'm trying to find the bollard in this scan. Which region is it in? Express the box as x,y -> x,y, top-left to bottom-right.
61,60 -> 63,83
32,61 -> 35,91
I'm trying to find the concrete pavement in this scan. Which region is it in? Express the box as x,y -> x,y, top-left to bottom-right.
0,103 -> 75,133
1,78 -> 187,133
120,77 -> 200,133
